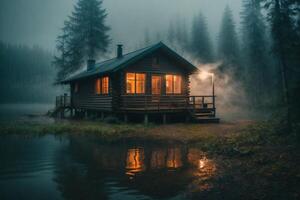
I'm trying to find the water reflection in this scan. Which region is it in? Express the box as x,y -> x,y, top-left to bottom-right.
150,149 -> 166,169
0,135 -> 218,200
166,148 -> 183,169
126,148 -> 145,176
187,148 -> 217,193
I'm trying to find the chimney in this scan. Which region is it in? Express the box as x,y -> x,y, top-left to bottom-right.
87,59 -> 96,71
117,44 -> 123,58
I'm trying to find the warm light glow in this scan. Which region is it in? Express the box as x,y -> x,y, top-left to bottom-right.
166,148 -> 182,169
95,77 -> 109,94
101,76 -> 109,94
198,157 -> 208,169
166,74 -> 182,94
126,148 -> 145,176
126,73 -> 145,94
126,73 -> 135,94
198,70 -> 214,82
152,75 -> 162,95
95,78 -> 101,94
174,75 -> 182,94
136,73 -> 146,94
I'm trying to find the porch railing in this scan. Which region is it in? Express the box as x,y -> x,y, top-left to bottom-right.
121,95 -> 215,111
56,94 -> 71,108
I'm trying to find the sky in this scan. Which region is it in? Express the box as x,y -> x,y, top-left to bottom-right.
0,0 -> 242,52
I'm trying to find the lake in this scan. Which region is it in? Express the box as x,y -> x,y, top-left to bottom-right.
0,135 -> 218,200
0,103 -> 54,122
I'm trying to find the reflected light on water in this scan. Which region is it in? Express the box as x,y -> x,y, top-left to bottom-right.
166,148 -> 182,169
188,148 -> 217,192
126,148 -> 145,176
150,149 -> 166,169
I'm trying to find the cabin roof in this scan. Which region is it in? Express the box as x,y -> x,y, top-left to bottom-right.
60,42 -> 197,83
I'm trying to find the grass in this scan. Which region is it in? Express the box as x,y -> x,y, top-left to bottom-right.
0,119 -> 253,143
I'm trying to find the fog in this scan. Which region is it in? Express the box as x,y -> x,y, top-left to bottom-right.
0,0 -> 242,51
0,0 -> 260,119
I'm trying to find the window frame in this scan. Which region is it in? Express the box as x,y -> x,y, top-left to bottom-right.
101,76 -> 109,95
165,74 -> 182,95
126,72 -> 146,95
151,75 -> 162,95
95,76 -> 109,95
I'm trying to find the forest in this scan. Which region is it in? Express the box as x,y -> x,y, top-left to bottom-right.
53,0 -> 300,132
0,42 -> 59,103
0,0 -> 299,129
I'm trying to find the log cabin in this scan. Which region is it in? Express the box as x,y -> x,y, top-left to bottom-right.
56,42 -> 219,123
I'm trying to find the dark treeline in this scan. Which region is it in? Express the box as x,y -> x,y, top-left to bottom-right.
0,41 -> 59,103
139,0 -> 300,131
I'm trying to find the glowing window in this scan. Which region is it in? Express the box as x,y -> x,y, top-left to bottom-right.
95,78 -> 101,94
95,77 -> 109,95
126,73 -> 136,94
174,75 -> 182,94
152,75 -> 161,95
165,74 -> 182,94
166,75 -> 173,94
126,73 -> 146,94
101,77 -> 109,94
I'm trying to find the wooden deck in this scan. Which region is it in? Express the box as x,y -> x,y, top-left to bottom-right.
120,95 -> 216,113
54,94 -> 218,122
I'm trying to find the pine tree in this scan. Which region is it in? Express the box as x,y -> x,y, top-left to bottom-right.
190,12 -> 214,63
54,0 -> 110,81
53,21 -> 71,82
262,0 -> 298,130
218,6 -> 241,77
166,16 -> 189,54
240,0 -> 272,106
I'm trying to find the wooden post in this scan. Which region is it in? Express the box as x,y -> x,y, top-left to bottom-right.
144,114 -> 148,125
163,113 -> 167,124
193,96 -> 196,109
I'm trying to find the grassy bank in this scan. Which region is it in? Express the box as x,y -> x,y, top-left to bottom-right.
0,119 -> 253,142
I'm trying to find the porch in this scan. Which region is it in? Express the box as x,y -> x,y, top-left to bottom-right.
54,94 -> 218,123
120,95 -> 215,113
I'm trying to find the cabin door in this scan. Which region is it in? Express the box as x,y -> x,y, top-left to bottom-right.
152,75 -> 162,95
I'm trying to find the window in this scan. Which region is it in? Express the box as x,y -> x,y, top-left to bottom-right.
74,83 -> 79,93
166,75 -> 173,94
174,75 -> 182,94
101,77 -> 109,94
152,75 -> 161,95
165,74 -> 182,94
95,76 -> 109,95
95,79 -> 101,94
126,73 -> 135,94
126,73 -> 146,94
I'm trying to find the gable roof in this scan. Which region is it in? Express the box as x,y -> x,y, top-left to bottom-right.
60,42 -> 197,83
